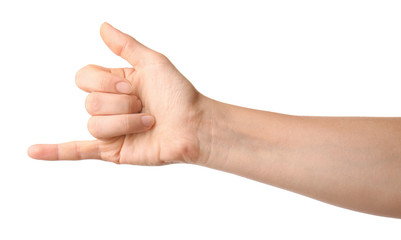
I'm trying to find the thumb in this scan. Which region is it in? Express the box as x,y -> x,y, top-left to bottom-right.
100,22 -> 153,66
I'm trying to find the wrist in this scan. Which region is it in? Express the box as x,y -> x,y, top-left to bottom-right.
195,98 -> 255,169
194,96 -> 297,183
191,95 -> 219,166
194,96 -> 266,168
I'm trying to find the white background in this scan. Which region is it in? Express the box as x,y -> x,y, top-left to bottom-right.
1,0 -> 400,239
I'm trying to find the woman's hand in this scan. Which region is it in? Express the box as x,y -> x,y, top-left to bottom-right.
28,23 -> 210,166
28,22 -> 401,218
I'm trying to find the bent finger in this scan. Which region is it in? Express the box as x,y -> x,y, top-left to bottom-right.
88,114 -> 155,139
75,64 -> 133,94
85,92 -> 142,116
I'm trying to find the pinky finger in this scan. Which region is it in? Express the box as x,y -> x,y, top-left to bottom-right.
28,141 -> 101,161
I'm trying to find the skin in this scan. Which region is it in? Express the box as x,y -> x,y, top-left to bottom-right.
28,23 -> 401,218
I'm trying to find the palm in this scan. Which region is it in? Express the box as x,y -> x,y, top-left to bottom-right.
103,60 -> 201,165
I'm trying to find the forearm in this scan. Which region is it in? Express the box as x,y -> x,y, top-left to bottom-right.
197,96 -> 401,218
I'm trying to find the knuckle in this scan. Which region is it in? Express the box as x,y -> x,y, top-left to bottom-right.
147,51 -> 169,64
75,64 -> 94,86
87,117 -> 99,138
85,93 -> 100,115
154,52 -> 168,62
75,70 -> 84,86
84,64 -> 96,70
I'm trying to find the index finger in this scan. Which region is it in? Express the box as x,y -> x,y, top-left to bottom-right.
75,64 -> 133,94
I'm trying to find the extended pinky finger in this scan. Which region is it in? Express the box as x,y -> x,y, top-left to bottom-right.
28,141 -> 101,160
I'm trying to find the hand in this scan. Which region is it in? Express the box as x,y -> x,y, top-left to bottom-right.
28,23 -> 401,219
28,23 -> 209,166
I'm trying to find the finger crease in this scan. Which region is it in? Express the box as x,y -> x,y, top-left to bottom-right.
95,141 -> 101,160
74,142 -> 82,160
124,115 -> 131,133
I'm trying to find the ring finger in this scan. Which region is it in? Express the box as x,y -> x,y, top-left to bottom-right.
85,92 -> 142,115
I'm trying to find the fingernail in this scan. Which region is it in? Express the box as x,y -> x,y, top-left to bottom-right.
141,115 -> 155,127
116,82 -> 132,94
